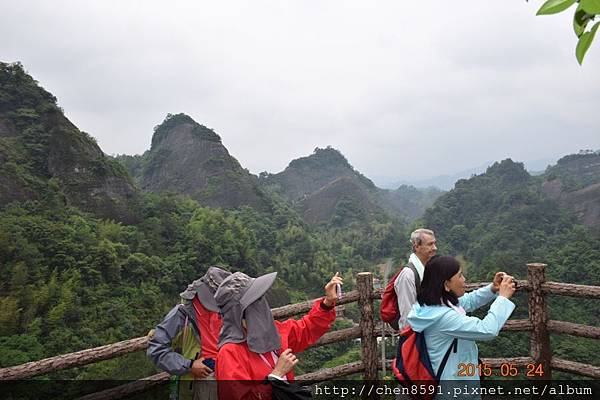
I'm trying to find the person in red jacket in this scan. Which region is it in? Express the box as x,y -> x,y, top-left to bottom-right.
215,271 -> 342,400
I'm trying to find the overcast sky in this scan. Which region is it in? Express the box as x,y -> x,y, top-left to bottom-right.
2,1 -> 599,182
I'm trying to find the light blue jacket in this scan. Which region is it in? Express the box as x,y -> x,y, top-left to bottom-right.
407,284 -> 515,381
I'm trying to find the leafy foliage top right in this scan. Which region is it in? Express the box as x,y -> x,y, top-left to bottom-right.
536,0 -> 600,64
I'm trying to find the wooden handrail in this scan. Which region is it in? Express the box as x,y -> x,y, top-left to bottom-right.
547,320 -> 600,339
370,280 -> 531,300
503,319 -> 533,331
297,360 -> 365,381
464,280 -> 531,292
551,358 -> 600,379
272,290 -> 361,319
0,336 -> 149,380
542,282 -> 600,299
0,317 -> 536,381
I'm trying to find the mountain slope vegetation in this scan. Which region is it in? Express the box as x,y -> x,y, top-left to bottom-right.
0,62 -> 137,223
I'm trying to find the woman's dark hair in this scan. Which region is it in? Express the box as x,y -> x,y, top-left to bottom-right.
417,255 -> 461,306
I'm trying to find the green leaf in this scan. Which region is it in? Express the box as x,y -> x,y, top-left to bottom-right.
576,22 -> 600,64
581,0 -> 600,14
574,3 -> 591,37
537,0 -> 577,15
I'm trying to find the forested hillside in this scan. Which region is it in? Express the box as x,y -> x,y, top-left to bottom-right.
0,189 -> 409,376
0,62 -> 137,223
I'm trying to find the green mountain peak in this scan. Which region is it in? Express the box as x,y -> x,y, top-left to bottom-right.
151,113 -> 221,150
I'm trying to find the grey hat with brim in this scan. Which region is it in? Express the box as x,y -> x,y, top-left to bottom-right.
240,272 -> 277,309
215,271 -> 278,313
196,283 -> 220,312
215,271 -> 281,353
180,266 -> 231,312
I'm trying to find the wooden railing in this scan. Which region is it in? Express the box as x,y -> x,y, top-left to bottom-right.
1,263 -> 599,400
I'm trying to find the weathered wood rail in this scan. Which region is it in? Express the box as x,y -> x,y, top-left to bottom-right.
1,262 -> 599,399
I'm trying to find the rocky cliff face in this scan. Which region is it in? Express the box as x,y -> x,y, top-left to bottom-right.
542,152 -> 600,229
0,62 -> 137,222
137,113 -> 271,211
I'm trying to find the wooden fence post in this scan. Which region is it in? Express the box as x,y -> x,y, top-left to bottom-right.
357,272 -> 378,387
527,263 -> 552,379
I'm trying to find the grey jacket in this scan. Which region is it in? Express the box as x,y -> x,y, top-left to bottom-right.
147,302 -> 202,375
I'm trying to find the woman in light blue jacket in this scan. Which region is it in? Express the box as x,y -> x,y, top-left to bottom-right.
407,256 -> 516,397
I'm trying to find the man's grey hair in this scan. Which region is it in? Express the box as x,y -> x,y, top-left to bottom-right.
410,228 -> 435,246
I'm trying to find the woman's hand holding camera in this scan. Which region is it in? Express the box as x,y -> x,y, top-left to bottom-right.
498,274 -> 517,299
491,272 -> 506,293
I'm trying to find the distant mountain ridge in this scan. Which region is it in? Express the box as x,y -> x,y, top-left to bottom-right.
5,61 -> 594,231
0,61 -> 445,226
375,157 -> 557,190
261,146 -> 443,224
374,162 -> 494,191
259,147 -> 382,224
118,129 -> 442,225
260,146 -> 377,201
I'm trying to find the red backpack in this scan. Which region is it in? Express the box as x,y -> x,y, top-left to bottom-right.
392,326 -> 457,400
380,263 -> 420,330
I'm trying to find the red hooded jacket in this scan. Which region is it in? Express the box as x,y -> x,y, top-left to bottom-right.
216,299 -> 336,399
192,296 -> 222,360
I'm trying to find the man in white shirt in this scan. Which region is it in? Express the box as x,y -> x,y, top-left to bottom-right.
394,228 -> 437,330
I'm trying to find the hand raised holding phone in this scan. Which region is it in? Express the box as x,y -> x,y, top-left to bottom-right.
324,272 -> 343,307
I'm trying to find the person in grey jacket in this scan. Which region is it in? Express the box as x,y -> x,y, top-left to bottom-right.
147,266 -> 231,400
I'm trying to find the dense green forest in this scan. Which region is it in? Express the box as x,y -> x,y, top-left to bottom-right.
0,61 -> 598,382
0,190 -> 407,377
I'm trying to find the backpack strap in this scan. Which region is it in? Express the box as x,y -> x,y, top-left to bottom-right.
407,262 -> 421,289
435,338 -> 458,381
181,315 -> 189,348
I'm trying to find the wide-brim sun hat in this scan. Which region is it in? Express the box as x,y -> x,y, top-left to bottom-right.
215,271 -> 281,353
215,271 -> 277,312
240,272 -> 277,309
